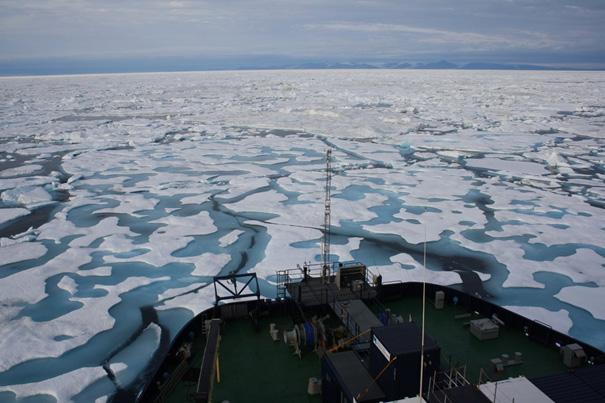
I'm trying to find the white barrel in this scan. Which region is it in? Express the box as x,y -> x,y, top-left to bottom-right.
269,323 -> 279,341
307,377 -> 321,395
283,328 -> 298,346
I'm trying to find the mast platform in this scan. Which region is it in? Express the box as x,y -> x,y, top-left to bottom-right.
279,262 -> 378,307
286,276 -> 377,307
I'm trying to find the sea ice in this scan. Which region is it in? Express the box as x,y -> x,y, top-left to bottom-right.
0,164 -> 43,178
108,323 -> 161,388
218,230 -> 244,247
1,185 -> 54,208
1,69 -> 604,401
156,282 -> 216,318
0,273 -> 167,372
0,207 -> 30,227
57,275 -> 78,295
555,286 -> 605,320
466,157 -> 549,177
248,221 -> 322,279
0,241 -> 47,266
0,366 -> 112,403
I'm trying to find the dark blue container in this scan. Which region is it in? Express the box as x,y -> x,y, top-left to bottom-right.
321,350 -> 386,403
369,322 -> 441,400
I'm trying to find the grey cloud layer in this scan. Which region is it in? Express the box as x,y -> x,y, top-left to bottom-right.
0,0 -> 603,64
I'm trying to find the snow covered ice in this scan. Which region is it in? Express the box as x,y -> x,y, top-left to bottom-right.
1,69 -> 604,401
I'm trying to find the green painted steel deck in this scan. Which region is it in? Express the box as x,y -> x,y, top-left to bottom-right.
167,314 -> 322,403
380,296 -> 568,383
165,294 -> 569,402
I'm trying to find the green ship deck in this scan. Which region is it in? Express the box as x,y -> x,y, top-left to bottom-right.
379,296 -> 568,384
164,293 -> 569,403
167,314 -> 322,403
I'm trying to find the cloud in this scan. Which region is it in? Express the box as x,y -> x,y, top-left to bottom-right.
305,22 -> 566,51
0,0 -> 603,67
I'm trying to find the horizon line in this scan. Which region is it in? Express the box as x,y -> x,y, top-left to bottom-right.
2,65 -> 605,79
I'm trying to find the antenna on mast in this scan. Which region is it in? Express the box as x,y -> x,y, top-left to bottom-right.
418,210 -> 427,402
321,148 -> 332,281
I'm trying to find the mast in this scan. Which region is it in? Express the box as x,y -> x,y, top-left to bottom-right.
418,214 -> 427,402
322,148 -> 332,279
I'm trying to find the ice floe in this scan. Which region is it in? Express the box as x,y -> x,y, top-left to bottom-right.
555,286 -> 605,320
1,185 -> 54,208
218,230 -> 244,247
0,241 -> 47,266
108,323 -> 161,388
0,164 -> 43,178
0,366 -> 111,403
0,207 -> 30,227
0,275 -> 167,373
383,253 -> 464,285
1,69 -> 604,401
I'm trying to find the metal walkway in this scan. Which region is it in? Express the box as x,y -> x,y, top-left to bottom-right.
331,299 -> 383,342
192,319 -> 221,403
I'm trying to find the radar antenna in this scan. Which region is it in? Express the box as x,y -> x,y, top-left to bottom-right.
321,148 -> 332,280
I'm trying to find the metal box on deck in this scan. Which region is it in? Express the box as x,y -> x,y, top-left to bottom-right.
335,263 -> 367,290
561,343 -> 586,368
470,318 -> 499,341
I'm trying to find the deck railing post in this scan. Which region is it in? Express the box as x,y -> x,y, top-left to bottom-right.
427,376 -> 432,400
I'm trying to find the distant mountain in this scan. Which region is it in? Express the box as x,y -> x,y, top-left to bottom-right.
282,60 -> 577,71
461,62 -> 552,70
287,61 -> 379,70
415,60 -> 459,69
1,57 -> 600,76
383,61 -> 413,69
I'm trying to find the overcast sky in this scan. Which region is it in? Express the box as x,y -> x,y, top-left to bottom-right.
1,0 -> 604,71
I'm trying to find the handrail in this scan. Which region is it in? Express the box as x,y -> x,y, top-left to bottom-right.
381,279 -> 404,285
478,367 -> 492,385
533,319 -> 553,329
328,329 -> 372,353
276,261 -> 379,311
279,266 -> 329,307
277,261 -> 366,277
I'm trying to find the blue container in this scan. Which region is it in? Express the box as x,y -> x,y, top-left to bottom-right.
369,323 -> 440,400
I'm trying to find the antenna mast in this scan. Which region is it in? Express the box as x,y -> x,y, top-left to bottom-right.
322,149 -> 332,279
418,214 -> 427,402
